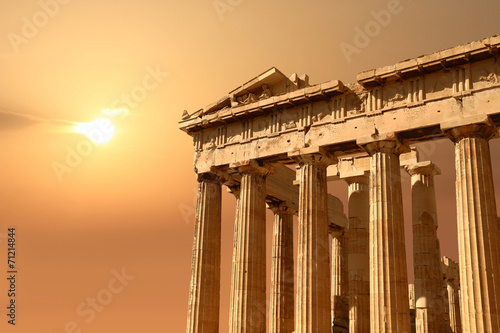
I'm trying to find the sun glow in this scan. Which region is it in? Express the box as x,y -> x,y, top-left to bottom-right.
75,118 -> 115,144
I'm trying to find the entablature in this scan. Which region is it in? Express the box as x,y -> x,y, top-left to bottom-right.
181,35 -> 500,173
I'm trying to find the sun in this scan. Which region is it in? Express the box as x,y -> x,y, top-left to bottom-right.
75,118 -> 115,144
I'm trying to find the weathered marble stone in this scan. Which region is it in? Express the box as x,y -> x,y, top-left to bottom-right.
442,116 -> 500,333
181,36 -> 500,333
229,162 -> 270,333
268,202 -> 295,333
441,256 -> 462,333
330,226 -> 349,333
405,162 -> 446,333
358,133 -> 411,333
187,173 -> 223,333
345,176 -> 370,333
289,147 -> 336,333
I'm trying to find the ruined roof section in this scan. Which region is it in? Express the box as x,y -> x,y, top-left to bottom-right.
358,35 -> 500,87
200,67 -> 290,116
228,67 -> 289,97
179,66 -> 345,133
179,34 -> 500,133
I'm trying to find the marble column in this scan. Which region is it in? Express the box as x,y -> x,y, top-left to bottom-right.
345,175 -> 370,333
446,280 -> 462,333
409,284 -> 416,310
405,162 -> 446,333
289,147 -> 336,333
187,172 -> 223,333
358,133 -> 411,333
441,256 -> 462,333
228,185 -> 241,332
229,162 -> 269,333
331,226 -> 349,333
409,284 -> 417,333
268,202 -> 295,333
443,117 -> 500,333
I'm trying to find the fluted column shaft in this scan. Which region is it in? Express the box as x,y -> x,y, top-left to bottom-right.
229,163 -> 269,333
409,284 -> 416,310
446,279 -> 462,333
187,173 -> 223,333
228,185 -> 241,331
331,226 -> 349,332
346,176 -> 370,333
269,203 -> 295,333
293,150 -> 335,333
359,135 -> 411,333
406,162 -> 446,333
444,121 -> 500,333
442,256 -> 462,333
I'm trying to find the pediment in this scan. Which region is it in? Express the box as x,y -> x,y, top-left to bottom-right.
183,67 -> 310,120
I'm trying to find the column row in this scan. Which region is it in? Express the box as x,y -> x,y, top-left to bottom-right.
186,116 -> 500,333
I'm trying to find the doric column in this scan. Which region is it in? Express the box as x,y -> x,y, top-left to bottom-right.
268,202 -> 295,333
409,284 -> 416,333
358,133 -> 411,333
442,116 -> 500,333
229,161 -> 270,333
446,281 -> 462,333
345,175 -> 370,333
289,147 -> 336,333
331,226 -> 349,333
409,284 -> 416,311
187,172 -> 223,333
228,185 -> 241,332
405,161 -> 446,333
441,256 -> 462,333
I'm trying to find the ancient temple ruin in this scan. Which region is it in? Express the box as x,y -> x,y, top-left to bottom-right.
180,35 -> 500,333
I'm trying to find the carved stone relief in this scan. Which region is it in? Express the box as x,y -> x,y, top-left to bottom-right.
384,84 -> 406,108
346,93 -> 366,116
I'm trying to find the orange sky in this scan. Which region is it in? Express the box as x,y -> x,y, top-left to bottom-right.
0,0 -> 499,332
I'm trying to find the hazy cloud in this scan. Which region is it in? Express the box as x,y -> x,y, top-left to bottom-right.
0,110 -> 77,131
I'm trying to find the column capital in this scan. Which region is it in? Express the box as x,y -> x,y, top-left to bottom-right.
288,146 -> 337,166
197,166 -> 234,184
441,115 -> 498,142
344,173 -> 370,185
197,171 -> 224,184
404,161 -> 441,177
267,201 -> 297,215
329,225 -> 347,238
229,159 -> 274,176
443,276 -> 459,285
357,132 -> 410,156
227,184 -> 241,198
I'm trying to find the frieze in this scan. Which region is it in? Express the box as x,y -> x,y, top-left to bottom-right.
182,36 -> 500,172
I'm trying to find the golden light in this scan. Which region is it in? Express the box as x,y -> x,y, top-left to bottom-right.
75,118 -> 115,144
